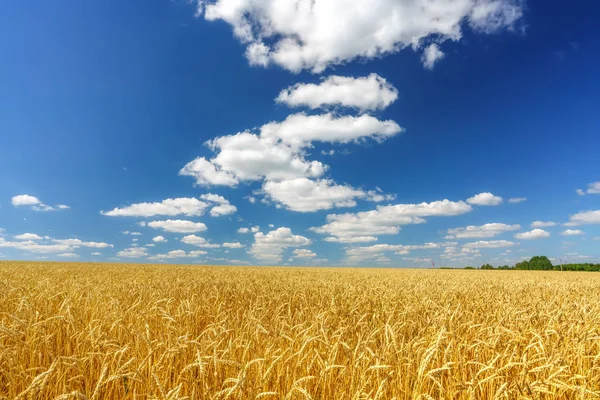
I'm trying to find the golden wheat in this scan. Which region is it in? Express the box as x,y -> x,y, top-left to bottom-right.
1,261 -> 600,399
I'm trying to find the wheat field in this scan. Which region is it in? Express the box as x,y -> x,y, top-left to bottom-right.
1,262 -> 600,399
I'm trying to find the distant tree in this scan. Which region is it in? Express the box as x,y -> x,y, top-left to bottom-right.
528,256 -> 553,271
465,266 -> 475,270
480,263 -> 495,270
515,260 -> 530,270
498,265 -> 511,270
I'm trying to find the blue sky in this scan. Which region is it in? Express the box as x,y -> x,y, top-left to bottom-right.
1,0 -> 599,267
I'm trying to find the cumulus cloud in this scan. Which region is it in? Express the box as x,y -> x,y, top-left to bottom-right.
180,113 -> 402,189
566,210 -> 600,226
147,220 -> 208,233
11,194 -> 69,212
446,223 -> 520,239
276,74 -> 398,111
223,242 -> 244,248
514,229 -> 551,240
238,226 -> 260,234
466,192 -> 503,206
345,242 -> 440,263
508,197 -> 527,204
198,0 -> 523,73
14,233 -> 43,241
576,181 -> 600,196
101,198 -> 209,217
312,199 -> 472,242
117,247 -> 149,258
421,44 -> 445,69
263,178 -> 365,212
181,235 -> 221,248
292,249 -> 317,258
250,227 -> 311,262
561,229 -> 584,236
463,240 -> 516,249
91,252 -> 101,256
0,235 -> 113,254
531,221 -> 556,228
210,203 -> 237,217
147,249 -> 207,260
152,235 -> 167,243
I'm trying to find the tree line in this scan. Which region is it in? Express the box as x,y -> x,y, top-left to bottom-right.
467,256 -> 600,272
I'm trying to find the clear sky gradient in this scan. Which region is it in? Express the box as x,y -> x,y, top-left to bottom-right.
1,0 -> 599,266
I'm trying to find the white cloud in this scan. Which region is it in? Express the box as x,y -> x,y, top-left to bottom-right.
11,194 -> 69,212
223,242 -> 244,248
466,192 -> 503,206
566,210 -> 600,226
199,0 -> 523,73
345,242 -> 440,263
508,197 -> 527,204
181,235 -> 221,248
260,113 -> 402,150
147,249 -> 207,260
250,227 -> 311,262
292,249 -> 316,258
147,220 -> 208,233
101,198 -> 209,217
14,233 -> 43,241
463,240 -> 516,249
146,244 -> 155,247
179,157 -> 239,187
117,247 -> 149,258
576,182 -> 600,196
237,226 -> 260,234
0,235 -> 113,254
561,229 -> 584,236
263,178 -> 367,212
91,252 -> 101,256
181,113 -> 402,189
11,194 -> 41,206
312,199 -> 472,242
152,235 -> 167,243
276,74 -> 398,111
446,223 -> 520,239
50,239 -> 113,248
514,229 -> 551,240
421,44 -> 445,69
123,231 -> 142,236
57,253 -> 79,258
210,203 -> 237,217
531,221 -> 556,228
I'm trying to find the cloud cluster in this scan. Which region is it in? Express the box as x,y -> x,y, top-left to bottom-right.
198,0 -> 523,72
250,227 -> 311,262
147,220 -> 208,233
11,194 -> 69,212
181,75 -> 402,212
102,195 -> 235,218
576,181 -> 600,196
313,199 -> 472,243
0,234 -> 112,255
446,223 -> 520,239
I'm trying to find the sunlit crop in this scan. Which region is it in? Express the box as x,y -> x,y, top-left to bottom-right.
1,262 -> 600,399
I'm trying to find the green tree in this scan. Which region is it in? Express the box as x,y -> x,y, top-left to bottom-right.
480,263 -> 495,270
528,256 -> 553,270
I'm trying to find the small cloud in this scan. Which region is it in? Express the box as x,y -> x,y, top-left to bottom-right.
467,192 -> 503,206
561,229 -> 584,236
508,197 -> 527,204
514,229 -> 551,240
57,252 -> 79,258
152,235 -> 167,243
531,221 -> 556,228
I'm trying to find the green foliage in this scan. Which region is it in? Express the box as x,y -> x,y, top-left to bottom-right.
480,263 -> 495,270
464,266 -> 475,270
